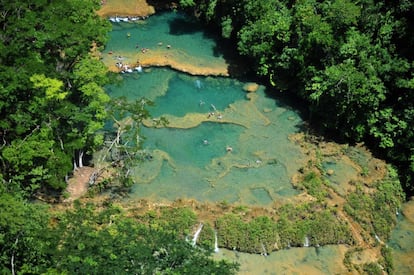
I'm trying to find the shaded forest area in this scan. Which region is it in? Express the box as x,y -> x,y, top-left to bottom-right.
181,0 -> 414,195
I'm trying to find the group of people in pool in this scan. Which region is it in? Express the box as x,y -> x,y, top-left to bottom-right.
207,111 -> 223,120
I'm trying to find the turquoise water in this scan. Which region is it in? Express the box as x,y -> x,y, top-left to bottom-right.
388,206 -> 414,274
106,12 -> 220,61
102,11 -> 228,73
148,75 -> 246,117
104,12 -> 306,206
107,69 -> 304,205
322,159 -> 359,196
141,122 -> 244,167
214,246 -> 350,274
106,73 -> 247,117
105,69 -> 175,101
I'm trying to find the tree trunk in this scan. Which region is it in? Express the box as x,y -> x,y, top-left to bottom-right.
78,150 -> 84,168
11,237 -> 18,275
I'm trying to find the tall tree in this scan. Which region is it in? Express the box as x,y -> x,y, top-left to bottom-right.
0,184 -> 51,274
0,0 -> 111,195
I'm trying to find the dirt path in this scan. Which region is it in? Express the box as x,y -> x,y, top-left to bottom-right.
326,188 -> 368,248
64,167 -> 95,202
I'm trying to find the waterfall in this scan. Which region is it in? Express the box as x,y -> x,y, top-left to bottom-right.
191,223 -> 203,246
303,236 -> 310,247
195,80 -> 201,89
214,231 -> 219,253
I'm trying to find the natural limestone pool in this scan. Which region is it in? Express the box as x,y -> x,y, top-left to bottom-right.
103,12 -> 306,206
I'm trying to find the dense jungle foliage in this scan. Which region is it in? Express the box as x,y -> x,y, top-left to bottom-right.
0,0 -> 112,196
0,188 -> 239,274
180,0 -> 414,194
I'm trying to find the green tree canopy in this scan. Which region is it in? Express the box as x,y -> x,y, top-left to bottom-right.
0,0 -> 111,195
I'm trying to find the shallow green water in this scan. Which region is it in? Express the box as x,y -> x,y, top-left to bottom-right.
105,12 -> 305,206
106,12 -> 221,62
388,210 -> 414,274
214,246 -> 349,274
109,70 -> 304,204
322,159 -> 358,196
103,11 -> 228,73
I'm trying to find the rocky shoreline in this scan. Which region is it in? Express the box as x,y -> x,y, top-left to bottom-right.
96,0 -> 172,18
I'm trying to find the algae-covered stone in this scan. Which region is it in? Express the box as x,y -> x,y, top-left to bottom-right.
243,82 -> 260,93
326,169 -> 335,176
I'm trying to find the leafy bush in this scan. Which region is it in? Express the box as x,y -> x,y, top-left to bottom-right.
302,171 -> 328,201
344,170 -> 404,240
216,203 -> 352,253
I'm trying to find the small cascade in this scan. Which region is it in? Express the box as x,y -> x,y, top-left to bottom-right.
374,234 -> 382,243
135,65 -> 143,73
303,236 -> 310,247
191,223 -> 203,246
210,104 -> 217,111
214,231 -> 219,253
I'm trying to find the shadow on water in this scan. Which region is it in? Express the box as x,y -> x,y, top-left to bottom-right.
167,10 -> 253,74
168,16 -> 203,35
262,85 -> 310,132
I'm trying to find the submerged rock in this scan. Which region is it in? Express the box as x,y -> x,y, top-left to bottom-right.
243,82 -> 260,93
